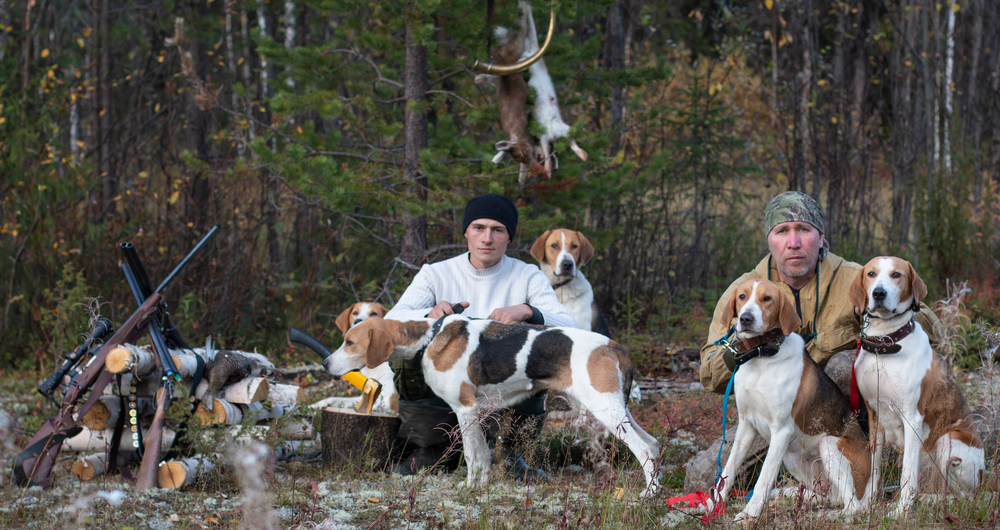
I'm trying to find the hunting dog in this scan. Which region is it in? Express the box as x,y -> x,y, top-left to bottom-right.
849,256 -> 984,517
324,315 -> 661,495
709,279 -> 876,521
530,229 -> 609,336
312,302 -> 398,414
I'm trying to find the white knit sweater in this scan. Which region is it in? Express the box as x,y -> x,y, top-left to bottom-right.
386,253 -> 577,328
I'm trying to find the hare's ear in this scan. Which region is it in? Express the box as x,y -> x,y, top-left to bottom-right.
336,305 -> 354,334
906,261 -> 928,305
530,231 -> 552,263
778,292 -> 802,336
848,268 -> 869,313
365,329 -> 394,369
576,231 -> 595,268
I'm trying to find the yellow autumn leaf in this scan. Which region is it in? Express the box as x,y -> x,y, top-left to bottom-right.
76,141 -> 85,148
139,171 -> 148,179
778,34 -> 787,47
952,2 -> 960,12
77,37 -> 85,48
0,117 -> 5,125
613,487 -> 625,500
113,195 -> 122,201
155,103 -> 161,112
9,294 -> 24,303
41,48 -> 50,58
83,28 -> 93,38
285,294 -> 293,302
817,79 -> 827,86
167,191 -> 180,204
157,55 -> 164,63
831,116 -> 838,124
367,497 -> 380,503
205,516 -> 219,524
612,150 -> 625,165
765,0 -> 773,9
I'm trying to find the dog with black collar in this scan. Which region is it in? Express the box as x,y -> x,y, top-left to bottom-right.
323,313 -> 661,496
849,256 -> 984,517
707,279 -> 876,521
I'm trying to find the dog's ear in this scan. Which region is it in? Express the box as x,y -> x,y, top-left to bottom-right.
777,292 -> 802,336
848,268 -> 868,314
335,305 -> 354,334
365,329 -> 394,369
530,230 -> 551,263
906,261 -> 928,305
576,231 -> 595,268
720,290 -> 740,328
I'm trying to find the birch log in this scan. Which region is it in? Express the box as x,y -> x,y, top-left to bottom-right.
62,427 -> 177,453
268,383 -> 304,406
80,396 -> 120,430
195,398 -> 245,425
195,376 -> 269,404
158,456 -> 216,490
106,344 -> 158,375
70,453 -> 107,481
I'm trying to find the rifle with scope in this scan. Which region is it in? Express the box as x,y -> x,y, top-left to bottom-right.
13,227 -> 217,488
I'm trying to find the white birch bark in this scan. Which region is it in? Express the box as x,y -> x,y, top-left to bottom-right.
943,0 -> 955,172
284,0 -> 295,89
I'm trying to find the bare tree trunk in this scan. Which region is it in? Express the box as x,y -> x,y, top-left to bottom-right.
602,0 -> 627,152
186,4 -> 212,232
0,0 -> 8,63
891,0 -> 916,250
257,3 -> 280,269
284,0 -> 295,89
770,5 -> 779,113
240,1 -> 255,148
97,0 -> 115,221
967,0 -> 984,197
400,21 -> 428,266
942,0 -> 955,173
791,7 -> 811,191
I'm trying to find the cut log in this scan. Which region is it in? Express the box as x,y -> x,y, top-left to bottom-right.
80,396 -> 120,431
106,344 -> 158,375
195,398 -> 245,425
71,453 -> 107,481
62,427 -> 177,453
158,456 -> 217,490
268,383 -> 304,406
320,407 -> 401,470
195,376 -> 269,404
171,353 -> 206,379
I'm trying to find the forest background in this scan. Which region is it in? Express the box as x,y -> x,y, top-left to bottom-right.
1,0 -> 998,370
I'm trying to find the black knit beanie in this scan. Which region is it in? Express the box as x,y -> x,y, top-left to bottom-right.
462,193 -> 518,236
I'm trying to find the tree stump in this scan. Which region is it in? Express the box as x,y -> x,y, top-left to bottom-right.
320,407 -> 400,470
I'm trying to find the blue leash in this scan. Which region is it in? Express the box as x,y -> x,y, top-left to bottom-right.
712,328 -> 754,501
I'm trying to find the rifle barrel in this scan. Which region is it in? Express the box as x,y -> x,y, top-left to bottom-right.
154,226 -> 218,294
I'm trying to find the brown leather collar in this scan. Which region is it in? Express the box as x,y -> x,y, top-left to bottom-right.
860,318 -> 915,355
729,328 -> 786,366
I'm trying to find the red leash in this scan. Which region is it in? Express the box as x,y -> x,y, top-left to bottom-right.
850,338 -> 862,413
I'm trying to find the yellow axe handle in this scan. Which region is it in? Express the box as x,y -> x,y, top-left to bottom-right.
341,370 -> 368,390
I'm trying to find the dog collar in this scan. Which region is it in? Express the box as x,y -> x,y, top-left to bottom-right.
551,277 -> 573,289
722,328 -> 786,368
860,318 -> 915,355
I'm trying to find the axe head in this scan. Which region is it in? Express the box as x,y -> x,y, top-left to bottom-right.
356,378 -> 383,415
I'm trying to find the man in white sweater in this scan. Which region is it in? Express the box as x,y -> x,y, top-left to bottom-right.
386,193 -> 576,480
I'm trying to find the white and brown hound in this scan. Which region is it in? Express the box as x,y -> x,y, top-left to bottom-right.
324,315 -> 661,496
709,279 -> 876,521
849,256 -> 983,517
312,302 -> 398,414
530,229 -> 609,336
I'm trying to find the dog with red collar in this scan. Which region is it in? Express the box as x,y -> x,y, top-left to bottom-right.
708,279 -> 875,521
324,314 -> 661,496
849,256 -> 984,517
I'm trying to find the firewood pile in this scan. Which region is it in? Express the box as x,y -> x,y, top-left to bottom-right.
64,343 -> 313,490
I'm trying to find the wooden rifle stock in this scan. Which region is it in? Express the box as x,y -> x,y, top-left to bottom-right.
13,293 -> 162,487
135,385 -> 170,491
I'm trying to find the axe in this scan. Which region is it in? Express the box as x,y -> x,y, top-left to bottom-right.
288,327 -> 383,415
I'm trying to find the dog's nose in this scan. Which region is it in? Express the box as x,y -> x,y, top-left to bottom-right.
739,313 -> 755,329
559,261 -> 573,273
872,287 -> 886,301
353,318 -> 363,325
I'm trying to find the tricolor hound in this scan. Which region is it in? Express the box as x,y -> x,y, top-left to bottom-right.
312,302 -> 398,414
849,256 -> 983,517
710,279 -> 876,521
530,229 -> 610,336
324,315 -> 661,495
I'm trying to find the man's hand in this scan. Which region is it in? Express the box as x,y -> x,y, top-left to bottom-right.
489,304 -> 533,324
428,301 -> 470,319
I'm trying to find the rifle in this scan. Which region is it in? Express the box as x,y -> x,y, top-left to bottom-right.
36,318 -> 114,407
13,227 -> 218,487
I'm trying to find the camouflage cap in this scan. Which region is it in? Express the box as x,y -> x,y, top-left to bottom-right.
763,191 -> 825,236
